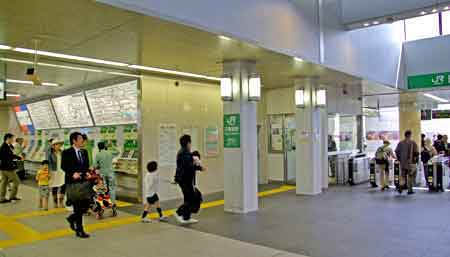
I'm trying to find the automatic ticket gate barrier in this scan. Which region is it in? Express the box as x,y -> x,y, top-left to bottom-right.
369,159 -> 377,188
348,154 -> 370,186
426,158 -> 447,192
394,161 -> 400,190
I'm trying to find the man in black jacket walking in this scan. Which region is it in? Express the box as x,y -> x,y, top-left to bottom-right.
61,132 -> 91,238
174,135 -> 203,224
0,133 -> 22,203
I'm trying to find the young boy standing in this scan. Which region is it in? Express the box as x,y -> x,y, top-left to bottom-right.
142,161 -> 168,223
36,160 -> 51,211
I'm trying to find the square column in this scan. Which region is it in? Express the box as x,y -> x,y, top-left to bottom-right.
223,61 -> 258,213
295,78 -> 327,195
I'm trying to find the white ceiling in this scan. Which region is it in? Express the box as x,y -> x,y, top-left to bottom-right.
0,0 -> 391,106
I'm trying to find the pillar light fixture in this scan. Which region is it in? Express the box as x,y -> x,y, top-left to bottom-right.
220,77 -> 233,101
316,88 -> 327,107
248,76 -> 261,101
295,88 -> 305,108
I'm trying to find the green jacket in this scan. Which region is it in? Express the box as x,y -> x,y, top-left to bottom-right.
95,150 -> 114,176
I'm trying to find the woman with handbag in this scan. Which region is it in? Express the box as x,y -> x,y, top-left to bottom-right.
48,139 -> 66,208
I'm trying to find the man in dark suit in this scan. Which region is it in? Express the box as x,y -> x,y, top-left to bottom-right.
61,132 -> 91,238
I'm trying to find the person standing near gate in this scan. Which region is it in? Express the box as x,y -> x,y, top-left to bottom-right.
0,133 -> 23,203
61,132 -> 91,238
395,130 -> 419,195
174,135 -> 204,224
375,140 -> 396,191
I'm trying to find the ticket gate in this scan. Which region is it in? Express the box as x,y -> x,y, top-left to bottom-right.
426,159 -> 446,192
369,160 -> 377,188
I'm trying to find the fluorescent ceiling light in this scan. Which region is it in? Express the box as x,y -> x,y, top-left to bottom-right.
372,21 -> 380,25
294,57 -> 304,62
129,64 -> 221,81
363,23 -> 370,27
420,11 -> 427,15
0,57 -> 103,73
6,93 -> 21,97
6,79 -> 59,87
432,9 -> 438,13
13,47 -> 128,67
444,6 -> 450,10
424,93 -> 449,103
219,35 -> 231,41
0,45 -> 12,50
108,71 -> 142,78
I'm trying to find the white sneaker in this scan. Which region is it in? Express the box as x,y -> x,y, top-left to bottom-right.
186,218 -> 198,224
175,214 -> 188,224
159,216 -> 169,222
141,217 -> 152,223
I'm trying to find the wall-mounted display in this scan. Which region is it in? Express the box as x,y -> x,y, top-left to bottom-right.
14,104 -> 34,133
52,92 -> 93,128
27,100 -> 60,130
85,80 -> 138,126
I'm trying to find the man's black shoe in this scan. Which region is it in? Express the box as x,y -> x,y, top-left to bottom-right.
9,197 -> 21,201
0,199 -> 11,204
66,217 -> 76,231
76,231 -> 90,238
407,191 -> 415,195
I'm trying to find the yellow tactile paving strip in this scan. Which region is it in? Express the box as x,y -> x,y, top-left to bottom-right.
0,185 -> 295,249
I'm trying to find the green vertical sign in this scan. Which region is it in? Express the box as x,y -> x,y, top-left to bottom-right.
408,72 -> 450,89
224,114 -> 240,148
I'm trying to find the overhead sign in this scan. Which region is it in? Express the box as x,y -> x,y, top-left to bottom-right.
85,80 -> 138,126
27,100 -> 60,130
432,110 -> 450,119
408,72 -> 450,89
52,92 -> 93,128
224,114 -> 240,148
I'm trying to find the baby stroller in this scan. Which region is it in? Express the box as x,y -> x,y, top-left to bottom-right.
90,172 -> 117,219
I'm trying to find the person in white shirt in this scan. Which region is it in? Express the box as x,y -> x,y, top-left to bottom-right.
142,161 -> 168,223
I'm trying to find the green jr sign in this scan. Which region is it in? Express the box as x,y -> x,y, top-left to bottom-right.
224,114 -> 240,148
408,72 -> 450,89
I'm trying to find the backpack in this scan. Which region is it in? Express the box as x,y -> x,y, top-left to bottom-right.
421,148 -> 431,163
375,146 -> 388,164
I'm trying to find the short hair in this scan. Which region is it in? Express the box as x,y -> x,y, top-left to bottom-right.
16,137 -> 23,143
69,132 -> 82,145
98,142 -> 106,151
192,150 -> 201,159
147,161 -> 158,173
41,160 -> 49,165
405,130 -> 412,138
82,134 -> 88,141
179,135 -> 191,148
437,134 -> 443,140
4,133 -> 14,142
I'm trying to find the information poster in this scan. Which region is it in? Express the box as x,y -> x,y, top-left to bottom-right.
85,81 -> 138,126
224,114 -> 240,148
27,100 -> 60,130
159,124 -> 177,167
52,92 -> 93,128
205,126 -> 219,156
269,115 -> 283,152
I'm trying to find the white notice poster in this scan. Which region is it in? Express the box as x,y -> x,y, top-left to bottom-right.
159,124 -> 177,167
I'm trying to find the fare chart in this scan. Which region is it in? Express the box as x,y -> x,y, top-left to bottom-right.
85,80 -> 138,126
26,100 -> 60,130
52,92 -> 93,128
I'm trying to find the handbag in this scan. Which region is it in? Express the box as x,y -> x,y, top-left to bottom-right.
191,187 -> 203,214
66,181 -> 94,205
